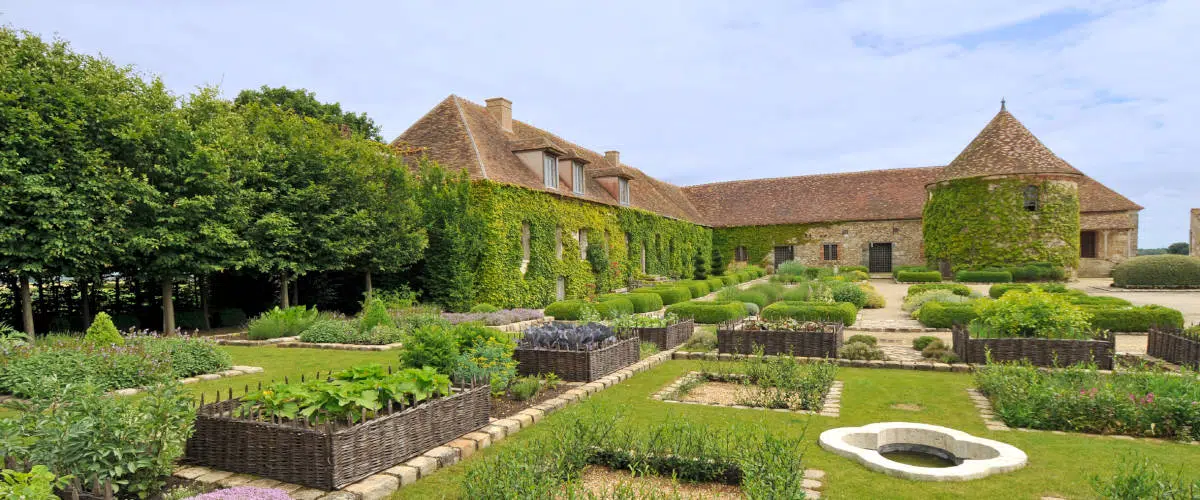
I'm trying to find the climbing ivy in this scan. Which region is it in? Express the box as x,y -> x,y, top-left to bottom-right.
923,177 -> 1080,271
712,223 -> 829,267
470,182 -> 711,308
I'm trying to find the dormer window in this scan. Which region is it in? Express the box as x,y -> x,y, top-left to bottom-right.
543,154 -> 559,189
618,178 -> 630,205
572,162 -> 585,195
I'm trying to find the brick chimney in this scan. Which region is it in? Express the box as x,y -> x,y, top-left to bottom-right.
485,97 -> 512,133
605,150 -> 620,166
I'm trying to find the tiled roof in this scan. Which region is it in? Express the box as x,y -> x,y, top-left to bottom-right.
938,108 -> 1082,182
394,96 -> 1140,228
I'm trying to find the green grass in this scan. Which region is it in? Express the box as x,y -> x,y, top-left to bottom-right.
393,360 -> 1200,500
185,346 -> 398,400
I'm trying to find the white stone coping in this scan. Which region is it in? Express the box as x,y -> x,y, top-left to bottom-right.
275,341 -> 403,351
652,371 -> 842,417
212,334 -> 299,346
670,351 -> 970,373
819,422 -> 1027,481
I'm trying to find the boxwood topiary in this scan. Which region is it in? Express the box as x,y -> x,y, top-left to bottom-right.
893,265 -> 930,279
907,283 -> 971,298
719,275 -> 737,286
664,300 -> 747,324
676,280 -> 711,298
635,286 -> 692,305
743,302 -> 760,316
988,283 -> 1069,299
1081,305 -> 1184,332
829,282 -> 868,309
598,296 -> 635,317
760,301 -> 857,326
470,303 -> 500,313
705,277 -> 726,292
600,293 -> 663,313
841,265 -> 869,274
544,300 -> 599,321
912,335 -> 940,350
1007,262 -> 1066,282
897,271 -> 942,283
916,302 -> 978,328
955,270 -> 1013,283
84,312 -> 123,345
728,290 -> 769,309
846,334 -> 877,346
1112,255 -> 1200,288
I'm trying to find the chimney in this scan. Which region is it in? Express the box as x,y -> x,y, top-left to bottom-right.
605,150 -> 620,166
485,97 -> 512,133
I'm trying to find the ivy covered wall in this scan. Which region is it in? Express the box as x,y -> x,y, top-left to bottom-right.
471,182 -> 711,308
923,177 -> 1080,270
712,223 -> 827,267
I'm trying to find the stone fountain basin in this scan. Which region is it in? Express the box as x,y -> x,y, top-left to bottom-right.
819,422 -> 1027,481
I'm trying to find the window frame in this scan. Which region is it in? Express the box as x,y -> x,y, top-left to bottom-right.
822,243 -> 839,261
734,246 -> 748,262
618,177 -> 630,205
543,153 -> 559,189
1023,185 -> 1039,211
572,161 -> 585,195
1080,230 -> 1098,259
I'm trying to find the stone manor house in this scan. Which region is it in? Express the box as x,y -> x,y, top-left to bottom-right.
395,96 -> 1141,284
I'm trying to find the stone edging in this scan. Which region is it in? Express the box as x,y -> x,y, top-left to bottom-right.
651,371 -> 842,417
848,325 -> 948,333
489,316 -> 554,333
0,365 -> 264,404
175,351 -> 678,500
276,341 -> 403,352
671,351 -> 970,373
213,335 -> 298,346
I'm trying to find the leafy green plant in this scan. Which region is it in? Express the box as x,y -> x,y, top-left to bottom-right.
1113,255 -> 1200,288
509,376 -> 541,401
639,341 -> 660,359
829,281 -> 868,308
664,300 -> 746,324
738,353 -> 838,410
917,301 -> 979,328
974,288 -> 1093,339
240,364 -> 450,423
399,324 -> 459,373
298,319 -> 356,343
956,270 -> 1013,283
680,328 -> 717,352
907,283 -> 972,297
247,306 -> 319,340
1092,455 -> 1200,499
897,271 -> 942,283
0,465 -> 71,500
83,312 -> 123,345
846,334 -> 877,346
470,303 -> 499,313
760,301 -> 857,326
913,335 -> 940,351
600,293 -> 664,313
840,341 -> 885,360
357,298 -> 394,333
139,336 -> 232,378
903,289 -> 974,314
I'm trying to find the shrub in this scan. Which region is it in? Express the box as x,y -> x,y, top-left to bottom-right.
974,288 -> 1092,338
846,334 -> 877,346
299,319 -> 356,343
916,302 -> 978,328
84,312 -> 123,345
893,265 -> 929,278
829,282 -> 867,309
399,324 -> 459,373
664,300 -> 747,324
775,260 -> 807,277
0,341 -> 167,397
1067,295 -> 1132,307
719,275 -> 737,286
839,341 -> 885,360
470,303 -> 499,313
1082,305 -> 1184,332
0,465 -> 69,499
634,286 -> 692,305
247,306 -> 319,340
599,293 -> 662,313
862,285 -> 887,309
920,339 -> 949,358
1092,455 -> 1200,499
989,282 -> 1068,298
1008,262 -> 1066,282
897,271 -> 942,283
142,337 -> 232,378
1113,255 -> 1200,287
598,296 -> 635,317
907,283 -> 971,297
781,283 -> 819,302
676,280 -> 711,298
544,300 -> 597,321
743,302 -> 760,315
912,335 -> 940,351
509,376 -> 542,401
704,277 -> 726,292
760,301 -> 857,326
451,331 -> 516,394
680,329 -> 717,352
216,308 -> 247,328
744,282 -> 784,303
902,289 -> 973,314
357,298 -> 394,333
443,308 -> 545,326
841,265 -> 869,274
955,270 -> 1013,283
639,341 -> 660,359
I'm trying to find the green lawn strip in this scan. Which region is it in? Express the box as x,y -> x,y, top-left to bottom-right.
183,346 -> 397,401
393,361 -> 1200,500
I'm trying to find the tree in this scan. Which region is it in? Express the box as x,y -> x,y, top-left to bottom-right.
692,251 -> 708,280
417,160 -> 482,312
710,246 -> 727,276
1167,242 -> 1190,255
234,85 -> 382,141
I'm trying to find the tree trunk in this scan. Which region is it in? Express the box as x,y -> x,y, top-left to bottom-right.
19,276 -> 34,335
162,278 -> 175,335
291,275 -> 299,307
80,278 -> 92,328
114,275 -> 121,313
279,272 -> 290,308
364,270 -> 373,300
199,275 -> 212,331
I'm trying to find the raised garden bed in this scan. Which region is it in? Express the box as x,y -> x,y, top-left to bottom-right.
513,322 -> 639,382
1147,328 -> 1200,369
626,319 -> 694,350
183,385 -> 490,490
951,325 -> 1114,369
716,320 -> 843,357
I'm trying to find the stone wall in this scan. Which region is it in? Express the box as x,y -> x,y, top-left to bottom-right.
1078,210 -> 1139,278
770,219 -> 925,270
1192,209 -> 1200,258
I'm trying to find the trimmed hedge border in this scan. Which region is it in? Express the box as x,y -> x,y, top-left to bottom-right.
896,271 -> 943,283
916,302 -> 978,329
954,270 -> 1013,283
1112,255 -> 1200,288
599,293 -> 663,314
634,286 -> 692,305
1081,305 -> 1184,333
951,324 -> 1114,369
907,283 -> 971,298
665,300 -> 747,324
761,301 -> 858,326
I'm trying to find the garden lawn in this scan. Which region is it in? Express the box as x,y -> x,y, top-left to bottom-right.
392,360 -> 1200,500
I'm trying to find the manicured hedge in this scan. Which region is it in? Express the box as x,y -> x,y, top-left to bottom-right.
544,300 -> 597,320
719,275 -> 737,286
1066,295 -> 1131,307
917,301 -> 978,328
897,271 -> 942,283
600,293 -> 663,313
893,265 -> 930,279
745,283 -> 785,304
599,296 -> 635,317
955,270 -> 1012,283
841,265 -> 869,274
781,286 -> 812,302
1007,262 -> 1066,282
988,283 -> 1069,299
760,301 -> 857,326
1081,305 -> 1184,332
704,277 -> 726,292
727,290 -> 769,309
634,286 -> 692,305
907,283 -> 971,298
1112,255 -> 1200,288
665,300 -> 747,324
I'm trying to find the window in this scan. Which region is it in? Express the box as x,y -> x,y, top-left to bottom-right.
1080,231 -> 1098,258
734,246 -> 748,262
520,223 -> 531,274
555,226 -> 563,259
1023,185 -> 1039,211
572,162 -> 585,194
822,243 -> 839,261
578,229 -> 588,260
618,177 -> 630,205
543,154 -> 558,189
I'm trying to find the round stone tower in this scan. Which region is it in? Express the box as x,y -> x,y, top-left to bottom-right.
923,102 -> 1082,274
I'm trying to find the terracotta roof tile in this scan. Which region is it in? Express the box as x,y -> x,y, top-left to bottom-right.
938,109 -> 1082,182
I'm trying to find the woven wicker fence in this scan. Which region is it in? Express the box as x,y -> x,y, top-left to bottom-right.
631,319 -> 694,350
183,386 -> 490,490
951,325 -> 1115,369
1147,328 -> 1200,369
514,337 -> 639,382
716,321 -> 844,357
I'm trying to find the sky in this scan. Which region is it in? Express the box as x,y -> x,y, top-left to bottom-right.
1,0 -> 1195,247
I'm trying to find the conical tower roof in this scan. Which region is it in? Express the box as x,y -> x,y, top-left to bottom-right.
936,103 -> 1082,183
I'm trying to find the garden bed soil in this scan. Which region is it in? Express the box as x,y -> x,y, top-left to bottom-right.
514,337 -> 640,382
573,466 -> 742,500
490,382 -> 579,419
677,381 -> 745,406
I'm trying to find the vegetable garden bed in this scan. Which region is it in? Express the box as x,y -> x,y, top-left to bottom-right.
1147,328 -> 1200,369
183,385 -> 490,490
716,320 -> 843,357
951,325 -> 1114,369
514,337 -> 640,382
629,319 -> 694,350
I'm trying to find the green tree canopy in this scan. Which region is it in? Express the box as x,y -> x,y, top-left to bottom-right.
234,85 -> 382,141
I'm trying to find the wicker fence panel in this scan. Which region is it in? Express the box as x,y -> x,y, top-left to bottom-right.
716,321 -> 844,357
184,386 -> 490,490
514,337 -> 640,382
951,325 -> 1115,369
634,320 -> 694,350
1147,329 -> 1200,369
